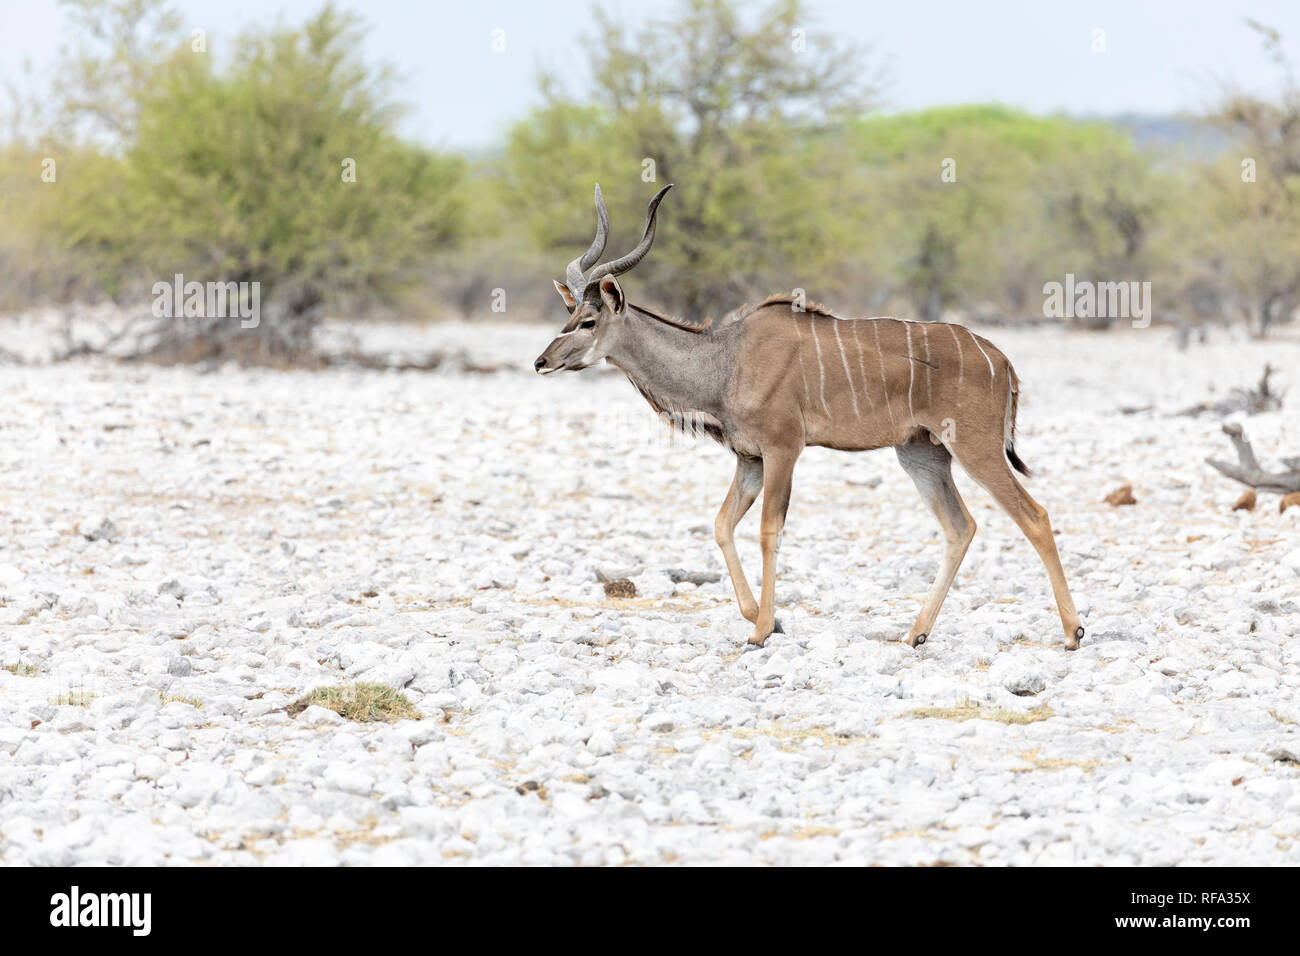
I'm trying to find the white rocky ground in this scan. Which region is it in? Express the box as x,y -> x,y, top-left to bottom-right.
1,317 -> 1298,866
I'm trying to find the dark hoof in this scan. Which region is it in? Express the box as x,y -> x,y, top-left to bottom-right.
914,633 -> 927,646
742,641 -> 764,654
1066,625 -> 1084,651
773,618 -> 784,634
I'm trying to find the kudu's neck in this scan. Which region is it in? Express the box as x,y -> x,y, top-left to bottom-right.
606,306 -> 729,416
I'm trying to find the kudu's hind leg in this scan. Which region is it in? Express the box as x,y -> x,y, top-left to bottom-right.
714,455 -> 763,623
896,436 -> 977,648
957,448 -> 1084,650
748,448 -> 799,647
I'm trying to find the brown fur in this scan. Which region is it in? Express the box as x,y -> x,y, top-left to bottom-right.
705,301 -> 1084,650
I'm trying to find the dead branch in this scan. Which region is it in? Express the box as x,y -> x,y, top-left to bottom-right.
666,568 -> 723,586
52,312 -> 169,362
1206,423 -> 1300,493
1177,364 -> 1285,417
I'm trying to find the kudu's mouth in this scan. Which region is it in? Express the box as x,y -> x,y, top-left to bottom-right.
534,346 -> 586,374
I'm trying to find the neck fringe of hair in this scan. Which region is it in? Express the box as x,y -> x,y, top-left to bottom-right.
629,302 -> 711,333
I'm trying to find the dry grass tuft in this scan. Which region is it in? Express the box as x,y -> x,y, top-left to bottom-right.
288,682 -> 421,723
906,700 -> 1054,725
717,724 -> 869,750
160,692 -> 203,708
53,690 -> 95,707
1013,748 -> 1105,773
522,594 -> 721,614
760,825 -> 841,841
1097,716 -> 1137,733
602,578 -> 637,599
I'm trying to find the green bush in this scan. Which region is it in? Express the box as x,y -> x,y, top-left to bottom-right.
20,3 -> 467,358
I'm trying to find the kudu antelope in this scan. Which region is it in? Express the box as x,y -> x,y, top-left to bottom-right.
535,184 -> 1085,651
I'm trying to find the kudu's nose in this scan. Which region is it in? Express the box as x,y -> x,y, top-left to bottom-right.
534,357 -> 547,372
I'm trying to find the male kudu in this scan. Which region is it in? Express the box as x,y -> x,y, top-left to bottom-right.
535,184 -> 1085,651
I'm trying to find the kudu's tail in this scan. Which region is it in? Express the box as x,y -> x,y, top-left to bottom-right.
1004,366 -> 1032,477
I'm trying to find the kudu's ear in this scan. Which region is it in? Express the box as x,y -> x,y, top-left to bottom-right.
552,280 -> 578,312
599,277 -> 626,315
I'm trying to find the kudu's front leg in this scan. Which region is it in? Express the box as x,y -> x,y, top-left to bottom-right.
749,448 -> 799,647
715,455 -> 763,623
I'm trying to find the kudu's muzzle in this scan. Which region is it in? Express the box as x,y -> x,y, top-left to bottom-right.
534,336 -> 583,374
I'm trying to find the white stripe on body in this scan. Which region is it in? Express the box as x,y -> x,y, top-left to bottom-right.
833,320 -> 861,420
904,322 -> 916,422
948,323 -> 965,408
965,326 -> 996,379
851,321 -> 877,412
871,321 -> 896,427
809,318 -> 830,416
920,324 -> 932,407
790,312 -> 811,406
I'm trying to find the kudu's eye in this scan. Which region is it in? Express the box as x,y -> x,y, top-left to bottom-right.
579,319 -> 596,330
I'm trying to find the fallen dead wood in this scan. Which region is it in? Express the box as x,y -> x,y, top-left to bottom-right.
1177,364 -> 1285,418
48,333 -> 513,373
325,349 -> 447,372
666,568 -> 723,586
595,567 -> 723,588
1207,423 -> 1300,494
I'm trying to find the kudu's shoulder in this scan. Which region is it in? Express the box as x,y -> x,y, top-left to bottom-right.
727,294 -> 842,326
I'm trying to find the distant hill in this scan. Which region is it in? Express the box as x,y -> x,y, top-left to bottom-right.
1079,112 -> 1232,157
442,110 -> 1232,162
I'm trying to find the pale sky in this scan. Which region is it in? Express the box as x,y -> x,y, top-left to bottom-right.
2,0 -> 1299,150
